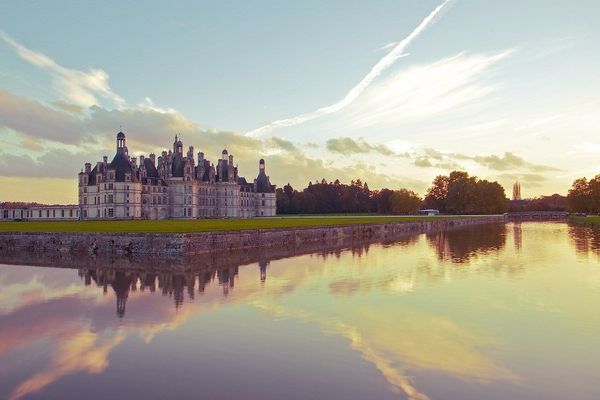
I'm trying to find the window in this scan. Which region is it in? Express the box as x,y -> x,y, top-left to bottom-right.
84,197 -> 88,205
70,210 -> 73,217
83,187 -> 87,193
53,210 -> 56,217
108,183 -> 114,190
83,210 -> 87,218
262,200 -> 265,206
108,208 -> 114,217
61,209 -> 65,217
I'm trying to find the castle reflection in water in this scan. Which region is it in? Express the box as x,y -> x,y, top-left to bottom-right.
79,262 -> 267,318
8,221 -> 585,320
63,222 -> 520,319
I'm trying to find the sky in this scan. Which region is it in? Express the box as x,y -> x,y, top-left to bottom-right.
1,0 -> 600,204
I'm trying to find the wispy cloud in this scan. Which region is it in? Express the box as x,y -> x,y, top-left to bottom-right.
245,0 -> 452,137
342,49 -> 513,130
413,148 -> 558,173
0,31 -> 125,108
326,137 -> 396,156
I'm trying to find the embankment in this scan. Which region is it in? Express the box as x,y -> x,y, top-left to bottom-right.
0,216 -> 504,258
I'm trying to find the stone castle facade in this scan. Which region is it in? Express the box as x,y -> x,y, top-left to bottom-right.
78,131 -> 276,220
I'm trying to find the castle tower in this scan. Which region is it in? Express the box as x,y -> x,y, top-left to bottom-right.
116,131 -> 126,154
512,181 -> 522,201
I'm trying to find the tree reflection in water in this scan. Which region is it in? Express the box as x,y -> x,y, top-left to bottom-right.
426,223 -> 507,263
568,223 -> 600,258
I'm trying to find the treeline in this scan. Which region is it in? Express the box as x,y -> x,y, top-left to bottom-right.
508,194 -> 567,212
277,171 -> 508,215
422,171 -> 507,214
567,175 -> 600,213
276,179 -> 422,214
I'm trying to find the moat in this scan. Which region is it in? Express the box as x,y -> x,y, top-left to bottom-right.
1,222 -> 599,400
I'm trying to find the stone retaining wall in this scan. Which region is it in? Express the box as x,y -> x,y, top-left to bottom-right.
0,216 -> 503,257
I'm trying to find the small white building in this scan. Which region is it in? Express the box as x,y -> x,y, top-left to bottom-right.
0,204 -> 79,221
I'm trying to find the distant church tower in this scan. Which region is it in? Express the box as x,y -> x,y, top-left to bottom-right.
512,181 -> 522,201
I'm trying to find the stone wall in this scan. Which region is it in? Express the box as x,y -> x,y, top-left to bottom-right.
0,216 -> 504,258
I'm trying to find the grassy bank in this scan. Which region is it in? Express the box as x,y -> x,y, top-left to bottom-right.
570,215 -> 600,227
0,216 -> 469,234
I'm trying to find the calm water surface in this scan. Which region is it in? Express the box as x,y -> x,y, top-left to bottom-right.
1,222 -> 599,400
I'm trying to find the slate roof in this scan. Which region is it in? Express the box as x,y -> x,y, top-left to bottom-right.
255,169 -> 274,193
109,152 -> 137,182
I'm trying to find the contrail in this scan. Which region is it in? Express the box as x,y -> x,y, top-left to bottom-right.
246,0 -> 452,138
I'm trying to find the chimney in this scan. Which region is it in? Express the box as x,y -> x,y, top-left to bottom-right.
149,153 -> 156,165
103,155 -> 108,163
131,157 -> 137,167
85,163 -> 91,173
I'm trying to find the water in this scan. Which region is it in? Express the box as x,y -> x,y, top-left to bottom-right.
1,222 -> 599,400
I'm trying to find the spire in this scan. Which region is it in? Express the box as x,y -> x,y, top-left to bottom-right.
116,131 -> 126,154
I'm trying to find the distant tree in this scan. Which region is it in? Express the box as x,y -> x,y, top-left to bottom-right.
567,177 -> 591,212
588,176 -> 600,213
446,172 -> 478,214
474,180 -> 508,214
423,171 -> 507,215
296,191 -> 316,213
390,189 -> 422,214
423,175 -> 449,211
373,188 -> 394,214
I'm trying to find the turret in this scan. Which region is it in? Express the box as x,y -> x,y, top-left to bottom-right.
116,131 -> 126,154
173,135 -> 183,155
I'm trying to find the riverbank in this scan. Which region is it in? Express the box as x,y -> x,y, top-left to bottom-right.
570,215 -> 600,227
0,216 -> 503,256
0,215 -> 463,233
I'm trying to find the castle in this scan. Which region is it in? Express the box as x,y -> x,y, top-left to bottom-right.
79,131 -> 276,219
0,131 -> 276,221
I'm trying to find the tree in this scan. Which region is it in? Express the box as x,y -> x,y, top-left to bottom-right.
373,189 -> 394,214
423,175 -> 449,211
423,171 -> 507,215
446,172 -> 478,214
390,189 -> 422,214
567,177 -> 590,212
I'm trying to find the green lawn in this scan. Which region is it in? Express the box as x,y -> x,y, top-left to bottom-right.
570,215 -> 600,227
0,216 -> 463,233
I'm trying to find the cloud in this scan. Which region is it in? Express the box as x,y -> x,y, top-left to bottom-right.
0,150 -> 92,178
51,100 -> 84,114
0,31 -> 125,108
470,152 -> 559,172
245,0 -> 452,137
326,137 -> 395,157
408,146 -> 558,174
414,157 -> 433,168
0,88 -> 83,144
0,88 -> 426,202
341,49 -> 513,130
